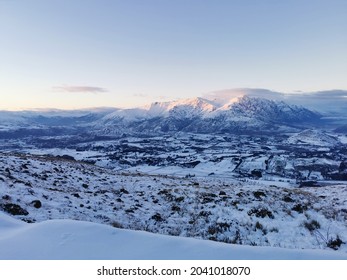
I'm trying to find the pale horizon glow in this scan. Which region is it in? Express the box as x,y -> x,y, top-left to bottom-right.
1,0 -> 346,110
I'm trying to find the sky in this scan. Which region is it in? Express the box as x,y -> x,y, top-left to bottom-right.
0,0 -> 346,110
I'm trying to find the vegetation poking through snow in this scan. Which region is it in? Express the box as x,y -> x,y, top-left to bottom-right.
0,152 -> 346,253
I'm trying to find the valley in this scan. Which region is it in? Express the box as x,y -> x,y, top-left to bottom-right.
1,93 -> 347,256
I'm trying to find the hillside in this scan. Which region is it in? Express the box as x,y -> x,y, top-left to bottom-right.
1,153 -> 346,256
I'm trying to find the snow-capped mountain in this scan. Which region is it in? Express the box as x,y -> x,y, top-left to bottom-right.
204,88 -> 347,117
1,89 -> 346,137
101,97 -> 217,122
212,96 -> 320,123
146,97 -> 217,117
97,95 -> 322,135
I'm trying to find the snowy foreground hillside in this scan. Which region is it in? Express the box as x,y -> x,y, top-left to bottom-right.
0,212 -> 346,260
0,153 -> 346,259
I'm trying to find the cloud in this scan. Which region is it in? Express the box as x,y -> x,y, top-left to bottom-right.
285,90 -> 347,115
203,88 -> 285,105
303,90 -> 347,99
53,86 -> 108,94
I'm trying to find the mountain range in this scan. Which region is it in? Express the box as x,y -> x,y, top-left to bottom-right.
98,95 -> 322,135
1,89 -> 346,137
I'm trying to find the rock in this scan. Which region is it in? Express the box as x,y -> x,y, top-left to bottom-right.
2,203 -> 29,216
31,200 -> 42,209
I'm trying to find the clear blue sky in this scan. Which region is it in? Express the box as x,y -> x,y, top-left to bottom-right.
1,0 -> 346,109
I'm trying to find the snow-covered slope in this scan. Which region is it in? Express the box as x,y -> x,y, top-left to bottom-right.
101,97 -> 217,122
1,153 -> 346,255
286,129 -> 341,147
146,97 -> 217,117
0,212 -> 346,260
0,111 -> 35,131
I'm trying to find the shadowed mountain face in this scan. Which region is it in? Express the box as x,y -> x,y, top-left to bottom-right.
335,124 -> 347,133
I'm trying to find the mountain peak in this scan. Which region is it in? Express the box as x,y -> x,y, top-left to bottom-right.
143,97 -> 217,118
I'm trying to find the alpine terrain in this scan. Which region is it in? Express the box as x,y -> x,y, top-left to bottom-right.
1,89 -> 347,259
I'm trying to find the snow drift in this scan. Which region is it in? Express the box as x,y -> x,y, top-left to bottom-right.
0,212 -> 346,260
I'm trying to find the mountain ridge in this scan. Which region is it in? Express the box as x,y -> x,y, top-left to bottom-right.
96,95 -> 322,135
1,89 -> 346,136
